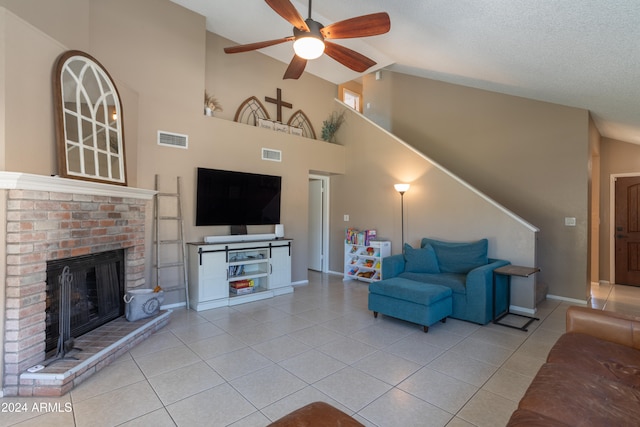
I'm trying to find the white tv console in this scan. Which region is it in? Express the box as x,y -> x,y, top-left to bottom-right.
187,238 -> 292,311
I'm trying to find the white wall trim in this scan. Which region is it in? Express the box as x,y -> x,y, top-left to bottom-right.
546,294 -> 588,305
509,305 -> 537,316
0,172 -> 156,200
161,302 -> 187,310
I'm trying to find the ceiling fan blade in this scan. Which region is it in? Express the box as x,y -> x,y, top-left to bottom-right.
224,37 -> 294,54
323,41 -> 376,72
283,55 -> 307,79
265,0 -> 309,32
320,12 -> 390,39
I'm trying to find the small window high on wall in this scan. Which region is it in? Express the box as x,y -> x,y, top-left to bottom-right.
342,88 -> 361,112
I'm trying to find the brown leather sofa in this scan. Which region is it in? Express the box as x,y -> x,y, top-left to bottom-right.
507,306 -> 640,426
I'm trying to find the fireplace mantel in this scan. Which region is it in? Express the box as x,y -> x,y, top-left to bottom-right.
0,172 -> 156,200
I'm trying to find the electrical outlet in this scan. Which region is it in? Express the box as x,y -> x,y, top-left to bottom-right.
565,217 -> 576,226
344,214 -> 349,222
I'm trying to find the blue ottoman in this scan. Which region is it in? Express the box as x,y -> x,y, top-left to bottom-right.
368,277 -> 453,332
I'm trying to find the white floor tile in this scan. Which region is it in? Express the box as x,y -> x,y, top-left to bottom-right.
398,367 -> 478,413
359,388 -> 453,427
353,350 -> 421,386
229,364 -> 307,409
5,272 -> 639,426
313,366 -> 392,412
205,346 -> 274,381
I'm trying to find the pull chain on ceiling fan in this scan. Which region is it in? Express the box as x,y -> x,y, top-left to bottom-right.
224,0 -> 390,79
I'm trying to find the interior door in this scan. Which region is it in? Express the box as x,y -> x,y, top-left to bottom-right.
615,176 -> 640,286
308,179 -> 323,271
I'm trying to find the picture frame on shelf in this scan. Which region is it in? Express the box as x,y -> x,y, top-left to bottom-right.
274,123 -> 290,133
258,118 -> 274,130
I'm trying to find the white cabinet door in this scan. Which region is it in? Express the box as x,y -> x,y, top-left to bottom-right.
199,250 -> 228,301
269,244 -> 291,289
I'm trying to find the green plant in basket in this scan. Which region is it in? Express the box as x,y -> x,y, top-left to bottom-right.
321,111 -> 345,142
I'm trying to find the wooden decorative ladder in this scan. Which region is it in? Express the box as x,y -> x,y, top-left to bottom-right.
154,175 -> 189,309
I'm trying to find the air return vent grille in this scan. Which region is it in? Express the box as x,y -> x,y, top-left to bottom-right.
262,148 -> 282,162
158,131 -> 188,149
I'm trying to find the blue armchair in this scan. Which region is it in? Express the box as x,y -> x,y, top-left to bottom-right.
382,238 -> 510,325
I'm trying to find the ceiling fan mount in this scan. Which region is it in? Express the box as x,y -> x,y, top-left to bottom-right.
224,0 -> 390,79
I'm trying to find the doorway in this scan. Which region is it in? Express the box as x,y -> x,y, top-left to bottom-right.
614,175 -> 640,286
308,175 -> 329,272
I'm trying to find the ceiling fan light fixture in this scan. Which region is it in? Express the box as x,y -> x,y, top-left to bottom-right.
293,35 -> 325,59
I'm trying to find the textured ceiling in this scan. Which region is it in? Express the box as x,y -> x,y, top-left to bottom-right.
172,0 -> 640,144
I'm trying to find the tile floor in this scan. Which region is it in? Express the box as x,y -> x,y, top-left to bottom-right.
2,273 -> 639,427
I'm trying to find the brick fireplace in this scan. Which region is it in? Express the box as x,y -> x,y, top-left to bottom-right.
0,172 -> 161,396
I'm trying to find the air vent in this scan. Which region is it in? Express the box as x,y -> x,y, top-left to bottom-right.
158,131 -> 188,149
262,148 -> 282,162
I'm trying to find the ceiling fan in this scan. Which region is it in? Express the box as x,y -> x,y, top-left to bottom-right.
224,0 -> 390,79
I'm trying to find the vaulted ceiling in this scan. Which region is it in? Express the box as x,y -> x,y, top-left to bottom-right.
172,0 -> 640,144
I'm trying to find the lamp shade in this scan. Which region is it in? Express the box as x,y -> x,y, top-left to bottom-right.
394,183 -> 410,194
293,36 -> 325,60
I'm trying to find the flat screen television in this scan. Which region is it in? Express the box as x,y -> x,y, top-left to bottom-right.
195,167 -> 282,226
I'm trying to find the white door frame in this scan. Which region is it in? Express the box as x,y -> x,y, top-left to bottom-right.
609,172 -> 640,284
309,174 -> 330,272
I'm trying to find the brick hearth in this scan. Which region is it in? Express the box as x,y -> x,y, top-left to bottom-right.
0,173 -> 157,396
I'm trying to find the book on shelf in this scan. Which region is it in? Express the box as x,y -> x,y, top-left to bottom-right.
365,229 -> 377,245
345,228 -> 377,246
230,279 -> 254,289
357,270 -> 375,279
229,265 -> 245,276
230,286 -> 254,295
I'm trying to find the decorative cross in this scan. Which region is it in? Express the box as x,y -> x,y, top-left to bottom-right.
265,88 -> 292,123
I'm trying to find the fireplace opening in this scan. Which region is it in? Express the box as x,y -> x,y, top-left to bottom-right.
45,250 -> 125,354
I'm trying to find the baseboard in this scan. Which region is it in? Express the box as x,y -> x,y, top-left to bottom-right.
292,279 -> 309,287
509,305 -> 537,316
161,302 -> 187,310
546,294 -> 588,305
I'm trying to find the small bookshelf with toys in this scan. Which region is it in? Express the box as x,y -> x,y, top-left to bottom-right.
344,228 -> 390,283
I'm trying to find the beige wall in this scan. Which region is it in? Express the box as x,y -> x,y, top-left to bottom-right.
0,0 -> 89,50
1,0 -> 616,309
364,71 -> 591,301
599,138 -> 640,282
0,1 -> 344,307
331,104 -> 538,309
205,32 -> 339,132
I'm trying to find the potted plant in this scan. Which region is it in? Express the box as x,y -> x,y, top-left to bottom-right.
321,111 -> 345,143
204,91 -> 223,116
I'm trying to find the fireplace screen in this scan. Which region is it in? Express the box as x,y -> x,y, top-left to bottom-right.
45,250 -> 125,353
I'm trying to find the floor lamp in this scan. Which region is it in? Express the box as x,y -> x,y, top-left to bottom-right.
394,184 -> 410,249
